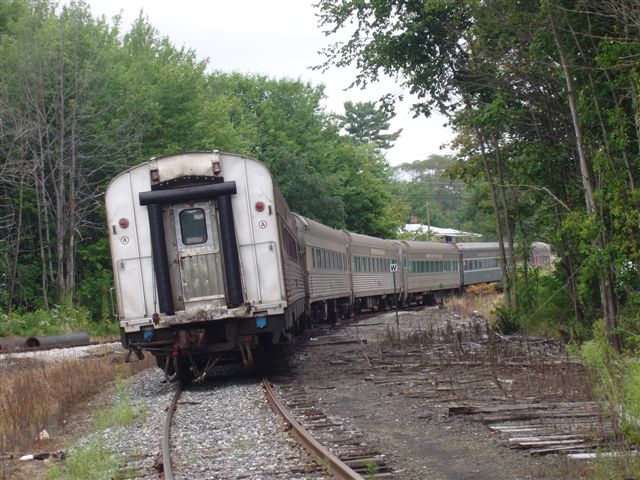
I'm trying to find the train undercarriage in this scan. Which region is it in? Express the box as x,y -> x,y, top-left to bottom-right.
123,315 -> 288,383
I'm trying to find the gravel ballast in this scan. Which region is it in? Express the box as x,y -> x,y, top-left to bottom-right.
75,370 -> 326,479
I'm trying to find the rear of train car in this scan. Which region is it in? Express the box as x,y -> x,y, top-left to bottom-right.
105,151 -> 305,380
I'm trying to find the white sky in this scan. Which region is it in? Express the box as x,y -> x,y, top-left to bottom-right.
76,0 -> 455,166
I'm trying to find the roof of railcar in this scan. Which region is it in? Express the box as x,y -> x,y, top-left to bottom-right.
399,240 -> 458,253
346,231 -> 400,251
106,150 -> 272,189
294,215 -> 348,244
457,242 -> 505,250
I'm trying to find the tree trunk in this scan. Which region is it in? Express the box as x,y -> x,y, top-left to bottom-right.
475,125 -> 512,308
491,132 -> 518,311
548,1 -> 620,350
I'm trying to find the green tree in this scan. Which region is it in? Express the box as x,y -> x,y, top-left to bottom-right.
336,101 -> 402,150
316,0 -> 639,343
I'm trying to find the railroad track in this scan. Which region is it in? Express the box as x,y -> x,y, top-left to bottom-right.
160,377 -> 390,479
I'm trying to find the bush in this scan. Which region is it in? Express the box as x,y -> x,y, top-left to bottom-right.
0,304 -> 119,339
491,303 -> 520,334
47,439 -> 116,480
580,321 -> 640,447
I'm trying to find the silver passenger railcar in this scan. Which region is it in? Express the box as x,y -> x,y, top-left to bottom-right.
295,215 -> 351,322
399,240 -> 461,304
105,151 -> 305,380
459,242 -> 509,286
347,232 -> 402,312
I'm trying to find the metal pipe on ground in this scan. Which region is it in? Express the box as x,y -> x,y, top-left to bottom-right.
0,337 -> 28,351
23,333 -> 91,348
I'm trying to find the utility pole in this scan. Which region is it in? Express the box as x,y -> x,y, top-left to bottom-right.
425,203 -> 431,240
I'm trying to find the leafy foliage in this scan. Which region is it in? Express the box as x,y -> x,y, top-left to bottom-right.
317,0 -> 640,347
0,0 -> 406,328
335,101 -> 402,150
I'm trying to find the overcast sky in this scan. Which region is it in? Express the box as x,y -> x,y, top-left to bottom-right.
74,0 -> 455,166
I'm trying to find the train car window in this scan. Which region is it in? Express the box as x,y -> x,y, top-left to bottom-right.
179,208 -> 208,245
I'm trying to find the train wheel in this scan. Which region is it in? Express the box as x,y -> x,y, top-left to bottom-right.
175,357 -> 192,385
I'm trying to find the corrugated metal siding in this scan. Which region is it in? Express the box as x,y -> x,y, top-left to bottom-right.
463,269 -> 502,285
309,272 -> 351,302
407,273 -> 459,292
181,253 -> 225,300
282,256 -> 306,304
352,273 -> 396,297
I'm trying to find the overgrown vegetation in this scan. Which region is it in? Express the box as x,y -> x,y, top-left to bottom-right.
93,377 -> 148,431
0,305 -> 119,338
0,354 -> 152,453
577,321 -> 640,478
317,0 -> 639,348
45,377 -> 147,480
0,0 -> 406,330
46,439 -> 116,480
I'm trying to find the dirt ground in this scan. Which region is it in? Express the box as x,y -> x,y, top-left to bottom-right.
289,306 -> 593,480
2,305 -> 596,479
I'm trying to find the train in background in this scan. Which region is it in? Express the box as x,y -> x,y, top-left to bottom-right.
105,151 -> 551,381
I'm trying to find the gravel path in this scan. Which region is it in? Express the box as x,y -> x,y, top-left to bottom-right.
71,370 -> 326,479
0,342 -> 123,362
171,378 -> 325,479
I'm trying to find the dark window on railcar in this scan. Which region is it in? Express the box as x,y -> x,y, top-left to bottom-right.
179,208 -> 207,245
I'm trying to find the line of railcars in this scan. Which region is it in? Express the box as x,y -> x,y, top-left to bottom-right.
105,151 -> 550,380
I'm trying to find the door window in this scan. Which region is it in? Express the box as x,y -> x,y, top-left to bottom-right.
179,208 -> 207,245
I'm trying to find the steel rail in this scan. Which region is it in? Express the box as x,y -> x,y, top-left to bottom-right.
162,383 -> 183,480
262,378 -> 364,480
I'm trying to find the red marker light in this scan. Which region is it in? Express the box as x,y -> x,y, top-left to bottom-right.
119,218 -> 129,229
255,201 -> 265,212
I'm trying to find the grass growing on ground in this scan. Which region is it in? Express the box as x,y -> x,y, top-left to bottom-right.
46,377 -> 148,480
94,377 -> 148,431
445,285 -> 499,319
578,320 -> 640,479
0,354 -> 153,453
46,439 -> 116,480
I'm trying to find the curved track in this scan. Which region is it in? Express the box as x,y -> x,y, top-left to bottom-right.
161,379 -> 363,480
262,378 -> 364,480
162,383 -> 183,480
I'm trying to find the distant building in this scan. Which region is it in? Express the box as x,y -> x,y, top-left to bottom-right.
400,222 -> 482,243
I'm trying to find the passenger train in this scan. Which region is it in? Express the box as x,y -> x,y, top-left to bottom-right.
105,151 -> 550,381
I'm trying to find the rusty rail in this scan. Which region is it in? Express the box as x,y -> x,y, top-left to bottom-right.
162,383 -> 183,480
262,378 -> 364,480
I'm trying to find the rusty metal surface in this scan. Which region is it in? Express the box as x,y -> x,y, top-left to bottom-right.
24,332 -> 90,348
0,333 -> 91,350
0,337 -> 27,351
262,378 -> 365,480
162,383 -> 183,480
